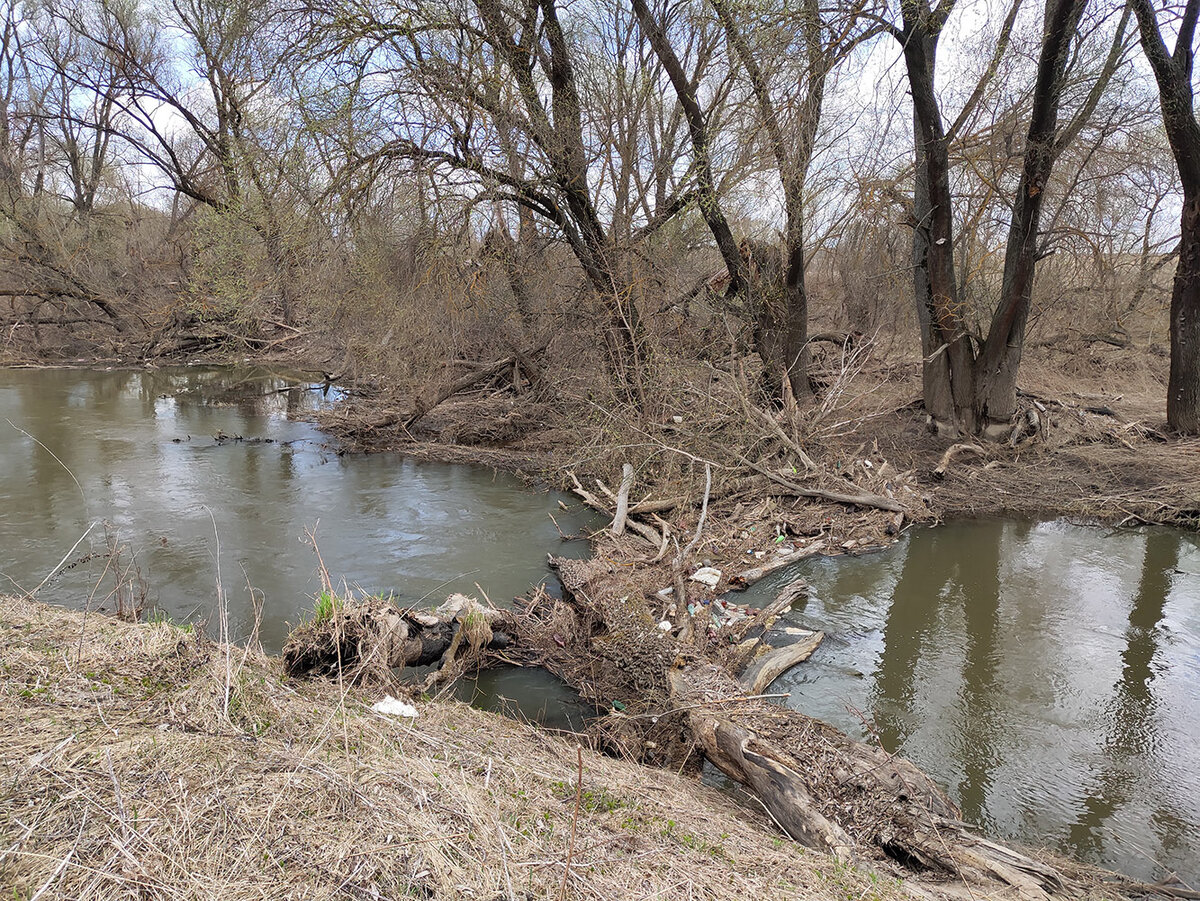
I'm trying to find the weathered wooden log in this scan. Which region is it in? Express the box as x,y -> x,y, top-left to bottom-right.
748,461 -> 907,513
932,442 -> 986,478
726,578 -> 808,666
730,541 -> 828,589
670,670 -> 856,862
664,664 -> 1066,897
739,631 -> 823,694
530,557 -> 1077,900
282,595 -> 513,681
611,463 -> 635,536
566,470 -> 665,549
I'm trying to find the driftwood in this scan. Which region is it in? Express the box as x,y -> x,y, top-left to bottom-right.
628,496 -> 685,514
726,578 -> 808,661
730,540 -> 828,589
611,463 -> 635,536
291,554 -> 1084,899
739,631 -> 824,694
282,594 -> 512,682
667,662 -> 1065,898
741,458 -> 906,514
669,671 -> 855,862
566,470 -> 667,551
932,442 -> 986,478
518,555 -> 1078,901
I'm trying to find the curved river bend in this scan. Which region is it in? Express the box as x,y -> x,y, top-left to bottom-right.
2,367 -> 1197,882
0,366 -> 596,650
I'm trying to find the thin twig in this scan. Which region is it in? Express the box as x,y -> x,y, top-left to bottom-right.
677,462 -> 712,565
26,522 -> 98,601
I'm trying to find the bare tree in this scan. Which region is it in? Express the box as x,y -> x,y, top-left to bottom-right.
23,7 -> 120,218
1130,0 -> 1200,432
887,0 -> 1128,435
0,1 -> 128,334
310,0 -> 728,399
712,0 -> 879,398
56,0 -> 310,324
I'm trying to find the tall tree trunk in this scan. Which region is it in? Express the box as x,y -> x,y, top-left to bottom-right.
261,219 -> 297,327
902,0 -> 1088,435
902,23 -> 979,434
1130,0 -> 1200,432
975,0 -> 1088,429
782,240 -> 810,398
1169,193 -> 1200,432
710,0 -> 824,402
631,0 -> 749,301
911,110 -> 957,428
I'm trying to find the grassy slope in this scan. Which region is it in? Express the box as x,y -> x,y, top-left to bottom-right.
0,596 -> 912,901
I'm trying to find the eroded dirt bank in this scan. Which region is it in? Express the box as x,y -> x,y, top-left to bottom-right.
0,594 -> 1056,901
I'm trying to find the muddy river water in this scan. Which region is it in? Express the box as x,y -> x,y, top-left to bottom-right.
0,367 -> 596,646
739,520 -> 1200,881
1,367 -> 1197,882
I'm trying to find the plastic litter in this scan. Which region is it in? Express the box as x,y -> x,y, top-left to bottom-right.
372,696 -> 419,718
689,566 -> 722,589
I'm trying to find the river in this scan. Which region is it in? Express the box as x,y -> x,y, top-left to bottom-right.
737,519 -> 1200,882
2,366 -> 1197,882
0,366 -> 596,650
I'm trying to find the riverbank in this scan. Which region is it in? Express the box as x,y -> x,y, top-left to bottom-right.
2,344 -> 1196,897
0,593 -> 1018,901
6,332 -> 1197,533
316,340 -> 1200,563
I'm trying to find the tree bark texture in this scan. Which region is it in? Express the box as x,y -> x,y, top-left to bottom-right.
1131,0 -> 1200,433
900,0 -> 1088,435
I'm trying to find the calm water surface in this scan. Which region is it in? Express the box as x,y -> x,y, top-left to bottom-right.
739,520 -> 1200,882
4,367 -> 1198,883
0,367 -> 596,651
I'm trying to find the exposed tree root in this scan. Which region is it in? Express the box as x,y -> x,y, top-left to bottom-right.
282,594 -> 514,683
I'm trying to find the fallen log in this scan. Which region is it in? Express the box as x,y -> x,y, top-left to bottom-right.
670,671 -> 855,862
628,496 -> 686,515
291,554 -> 1084,900
404,356 -> 519,431
726,579 -> 808,671
730,541 -> 828,589
525,554 -> 1077,900
666,665 -> 1063,898
741,458 -> 907,514
282,594 -> 513,682
738,631 -> 824,694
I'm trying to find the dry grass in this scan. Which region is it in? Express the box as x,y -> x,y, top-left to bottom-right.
0,595 -> 913,901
